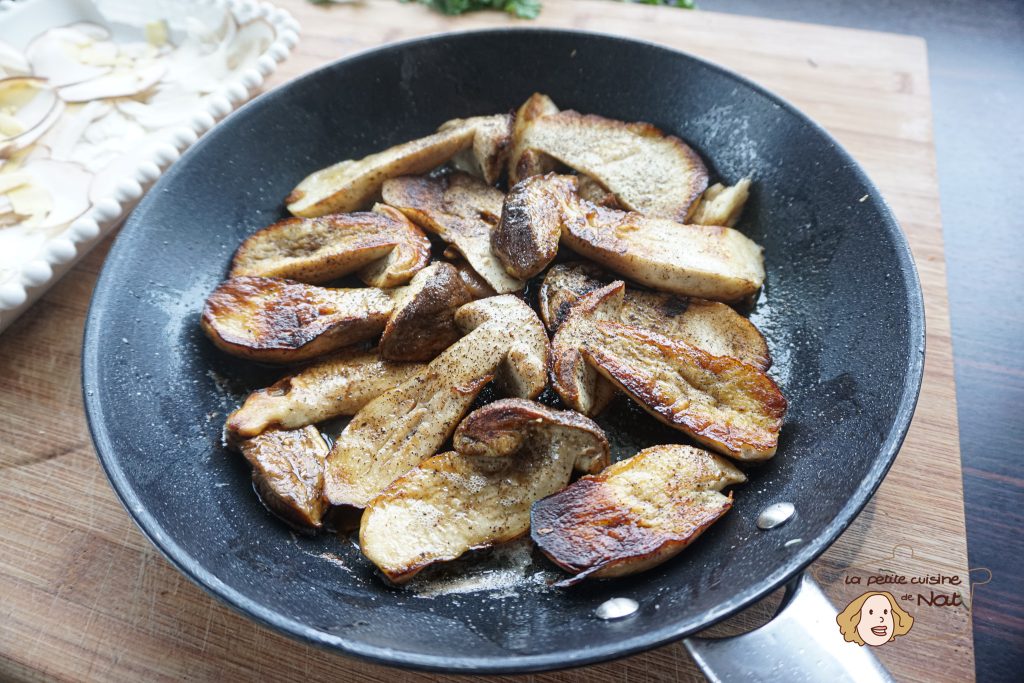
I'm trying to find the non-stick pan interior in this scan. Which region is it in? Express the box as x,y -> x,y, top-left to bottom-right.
83,29 -> 924,672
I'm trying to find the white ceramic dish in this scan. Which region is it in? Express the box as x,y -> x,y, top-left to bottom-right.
0,0 -> 299,332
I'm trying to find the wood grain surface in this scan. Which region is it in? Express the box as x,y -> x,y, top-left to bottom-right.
0,1 -> 972,681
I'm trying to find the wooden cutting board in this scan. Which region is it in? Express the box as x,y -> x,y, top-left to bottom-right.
0,1 -> 971,681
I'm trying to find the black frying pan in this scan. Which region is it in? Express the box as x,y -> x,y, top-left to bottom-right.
82,29 -> 924,675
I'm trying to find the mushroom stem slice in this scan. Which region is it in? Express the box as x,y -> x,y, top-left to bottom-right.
230,205 -> 430,287
532,445 -> 745,585
492,173 -> 576,279
236,426 -> 331,532
200,276 -> 395,363
508,92 -> 561,184
360,399 -> 610,584
688,178 -> 752,227
383,173 -> 524,294
226,349 -> 426,440
379,262 -> 475,362
583,322 -> 787,461
440,113 -> 513,185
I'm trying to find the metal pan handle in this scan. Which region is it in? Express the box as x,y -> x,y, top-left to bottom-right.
683,574 -> 895,682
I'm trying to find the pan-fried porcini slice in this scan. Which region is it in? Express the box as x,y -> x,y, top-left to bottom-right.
230,205 -> 430,287
583,322 -> 787,461
379,262 -> 475,362
200,276 -> 395,363
226,349 -> 426,440
322,295 -> 549,509
550,281 -> 625,416
532,445 -> 745,585
510,97 -> 708,220
360,399 -> 610,584
235,426 -> 331,532
440,113 -> 513,184
540,263 -> 771,369
286,115 -> 511,217
508,92 -> 561,184
492,174 -> 576,279
382,172 -> 525,293
688,178 -> 752,228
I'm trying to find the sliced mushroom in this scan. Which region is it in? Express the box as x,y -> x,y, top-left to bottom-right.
235,426 -> 330,531
509,95 -> 708,220
508,92 -> 560,183
576,173 -> 620,208
0,77 -> 63,158
583,322 -> 787,461
25,27 -> 113,88
379,262 -> 475,362
57,62 -> 166,103
382,172 -> 525,293
450,258 -> 497,299
540,263 -> 771,369
226,348 -> 426,440
491,173 -> 574,279
230,204 -> 430,287
1,158 -> 91,230
360,399 -> 610,583
286,115 -> 509,218
200,276 -> 396,363
322,295 -> 549,509
689,178 -> 752,227
532,444 -> 745,585
440,113 -> 512,184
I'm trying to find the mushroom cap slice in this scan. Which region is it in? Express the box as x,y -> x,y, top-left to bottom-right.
230,204 -> 430,287
449,258 -> 497,299
200,276 -> 395,363
549,281 -> 625,416
532,444 -> 745,584
511,104 -> 708,221
382,172 -> 525,293
360,399 -> 610,584
440,113 -> 513,185
226,348 -> 426,440
236,426 -> 331,532
286,120 -> 484,218
379,262 -> 475,362
583,322 -> 787,461
322,295 -> 549,509
492,173 -> 576,279
540,262 -> 771,369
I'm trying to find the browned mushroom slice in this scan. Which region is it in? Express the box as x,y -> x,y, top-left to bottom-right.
492,173 -> 575,279
382,173 -> 524,293
540,262 -> 771,370
532,444 -> 745,585
450,258 -> 497,299
509,96 -> 708,220
440,113 -> 513,184
576,173 -> 620,208
226,349 -> 426,440
549,281 -> 624,416
508,92 -> 561,184
688,178 -> 752,227
379,262 -> 475,362
230,204 -> 430,288
322,295 -> 549,509
236,426 -> 331,531
360,399 -> 609,584
583,322 -> 787,461
200,276 -> 395,363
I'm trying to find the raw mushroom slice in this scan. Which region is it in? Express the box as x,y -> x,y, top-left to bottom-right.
360,399 -> 610,584
2,158 -> 91,230
200,276 -> 397,363
689,178 -> 752,227
508,92 -> 561,184
540,263 -> 771,370
532,444 -> 746,585
322,295 -> 549,509
225,18 -> 276,72
234,426 -> 331,532
509,94 -> 708,221
583,321 -> 787,461
25,26 -> 113,88
0,41 -> 30,77
439,113 -> 513,185
57,62 -> 167,103
286,117 -> 504,218
379,262 -> 475,362
0,78 -> 62,157
226,348 -> 426,440
492,173 -> 576,279
382,173 -> 524,293
230,204 -> 430,287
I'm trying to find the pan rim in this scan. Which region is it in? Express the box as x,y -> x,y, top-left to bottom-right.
82,26 -> 926,674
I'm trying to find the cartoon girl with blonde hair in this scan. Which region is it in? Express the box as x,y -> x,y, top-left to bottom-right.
836,591 -> 914,647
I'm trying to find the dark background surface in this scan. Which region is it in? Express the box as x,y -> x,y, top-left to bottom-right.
699,1 -> 1024,681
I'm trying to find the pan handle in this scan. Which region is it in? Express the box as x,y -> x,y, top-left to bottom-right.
682,574 -> 895,682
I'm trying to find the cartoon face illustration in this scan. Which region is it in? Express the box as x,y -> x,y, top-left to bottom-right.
837,591 -> 914,647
